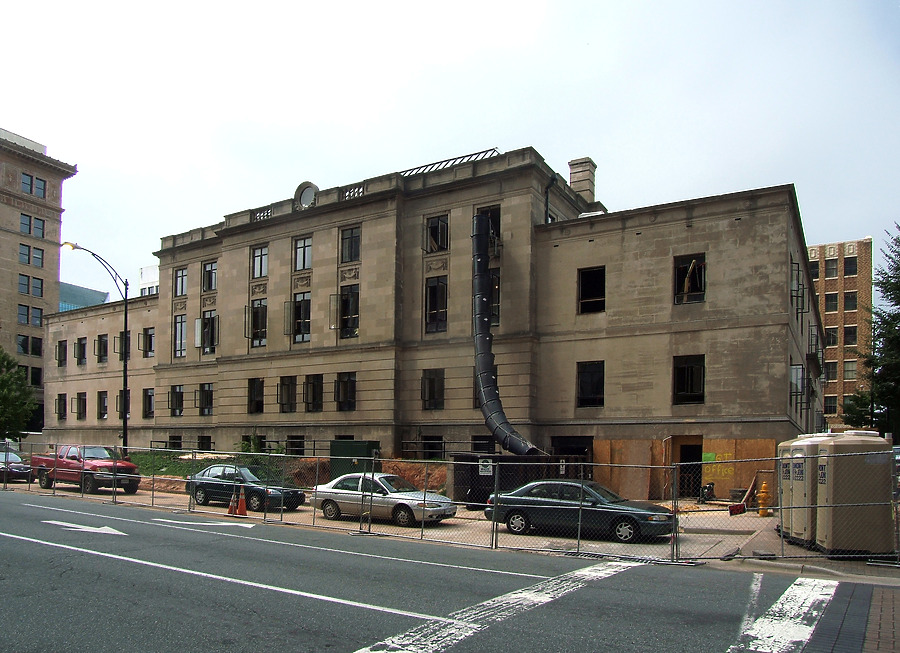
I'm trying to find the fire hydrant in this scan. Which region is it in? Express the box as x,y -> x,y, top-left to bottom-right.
757,481 -> 771,517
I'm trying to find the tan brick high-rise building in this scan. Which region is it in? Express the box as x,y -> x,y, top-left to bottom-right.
0,129 -> 76,430
42,147 -> 824,497
808,238 -> 874,431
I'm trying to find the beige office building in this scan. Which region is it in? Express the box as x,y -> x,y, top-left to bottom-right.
43,147 -> 823,495
0,129 -> 77,429
808,238 -> 873,431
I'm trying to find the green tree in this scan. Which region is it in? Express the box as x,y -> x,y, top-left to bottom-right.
842,223 -> 900,436
0,346 -> 37,440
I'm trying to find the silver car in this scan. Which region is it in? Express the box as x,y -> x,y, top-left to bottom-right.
312,472 -> 457,527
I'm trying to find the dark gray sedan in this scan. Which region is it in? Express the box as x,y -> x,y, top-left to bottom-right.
485,479 -> 673,543
185,464 -> 306,512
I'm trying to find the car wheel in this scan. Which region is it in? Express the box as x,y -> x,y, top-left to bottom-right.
393,505 -> 416,527
322,500 -> 341,520
38,470 -> 53,489
82,474 -> 97,494
505,511 -> 530,535
194,486 -> 210,506
123,481 -> 139,495
247,492 -> 264,512
612,517 -> 638,543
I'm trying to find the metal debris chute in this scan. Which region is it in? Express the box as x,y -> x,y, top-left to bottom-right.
472,213 -> 542,455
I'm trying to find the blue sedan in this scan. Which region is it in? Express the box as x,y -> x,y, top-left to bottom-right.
485,479 -> 673,543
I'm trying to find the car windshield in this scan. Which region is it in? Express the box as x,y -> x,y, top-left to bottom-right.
379,475 -> 419,493
584,481 -> 626,502
236,466 -> 263,483
82,446 -> 121,460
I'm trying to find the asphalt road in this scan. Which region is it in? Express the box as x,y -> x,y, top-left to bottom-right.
0,490 -> 878,652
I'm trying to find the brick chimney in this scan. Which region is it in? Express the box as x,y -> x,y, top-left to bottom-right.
568,157 -> 597,204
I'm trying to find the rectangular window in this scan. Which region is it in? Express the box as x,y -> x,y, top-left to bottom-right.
291,292 -> 311,343
490,268 -> 501,326
56,393 -> 67,420
174,268 -> 187,296
198,383 -> 214,416
20,214 -> 31,234
294,236 -> 312,270
824,293 -> 838,312
74,393 -> 87,420
286,435 -> 305,456
825,258 -> 838,278
335,372 -> 357,411
843,359 -> 857,381
95,334 -> 109,363
844,291 -> 857,312
578,266 -> 606,313
97,391 -> 108,419
843,256 -> 857,276
576,361 -> 605,407
19,244 -> 30,264
674,254 -> 706,304
425,276 -> 448,333
424,215 -> 449,253
824,361 -> 838,381
31,277 -> 43,298
57,340 -> 67,367
32,247 -> 43,268
422,436 -> 445,460
823,396 -> 838,415
30,336 -> 42,358
790,364 -> 805,409
18,305 -> 29,325
34,177 -> 46,198
249,299 -> 267,347
825,327 -> 838,347
142,388 -> 155,418
198,310 -> 217,354
201,261 -> 217,292
170,385 -> 184,417
33,217 -> 44,238
303,374 -> 323,413
421,369 -> 445,410
30,367 -> 42,387
31,307 -> 42,328
247,378 -> 265,414
339,284 -> 359,339
341,226 -> 361,263
18,274 -> 29,294
809,260 -> 819,280
21,173 -> 32,194
251,245 -> 268,278
174,315 -> 187,357
75,337 -> 87,365
279,376 -> 297,413
673,355 -> 705,404
16,335 -> 28,355
844,325 -> 857,347
141,327 -> 155,358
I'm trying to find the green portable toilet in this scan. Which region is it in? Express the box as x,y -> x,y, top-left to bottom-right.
330,440 -> 382,478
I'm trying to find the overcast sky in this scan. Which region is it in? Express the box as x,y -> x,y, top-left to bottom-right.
4,1 -> 898,299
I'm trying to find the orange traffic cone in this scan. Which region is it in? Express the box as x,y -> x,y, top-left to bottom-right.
235,485 -> 248,517
227,490 -> 238,515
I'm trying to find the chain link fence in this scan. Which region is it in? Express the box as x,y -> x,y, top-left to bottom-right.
5,441 -> 898,564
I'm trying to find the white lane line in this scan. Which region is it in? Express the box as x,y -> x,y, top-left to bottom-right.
0,530 -> 474,626
726,577 -> 838,653
22,503 -> 548,580
43,520 -> 127,536
738,573 -> 764,634
355,560 -> 642,653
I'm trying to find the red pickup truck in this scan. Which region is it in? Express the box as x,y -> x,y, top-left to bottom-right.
31,445 -> 140,494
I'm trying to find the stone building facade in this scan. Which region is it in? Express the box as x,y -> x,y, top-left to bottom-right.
807,238 -> 873,431
42,146 -> 824,496
0,129 -> 76,430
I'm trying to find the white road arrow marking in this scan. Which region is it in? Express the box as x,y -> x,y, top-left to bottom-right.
42,520 -> 127,536
152,519 -> 255,529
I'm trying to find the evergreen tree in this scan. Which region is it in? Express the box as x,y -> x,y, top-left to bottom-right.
842,223 -> 900,436
0,346 -> 37,440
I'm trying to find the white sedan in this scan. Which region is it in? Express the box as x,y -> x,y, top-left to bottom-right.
312,472 -> 457,527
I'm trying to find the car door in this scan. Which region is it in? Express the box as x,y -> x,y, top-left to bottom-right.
330,475 -> 363,516
361,476 -> 393,519
205,465 -> 233,502
519,483 -> 564,529
59,446 -> 82,483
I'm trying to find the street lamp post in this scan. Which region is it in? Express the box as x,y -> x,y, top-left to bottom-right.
61,242 -> 129,451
